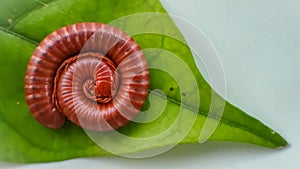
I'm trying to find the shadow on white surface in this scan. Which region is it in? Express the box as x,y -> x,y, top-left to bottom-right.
0,141 -> 290,169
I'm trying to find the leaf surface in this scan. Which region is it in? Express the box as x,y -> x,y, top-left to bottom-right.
0,0 -> 287,163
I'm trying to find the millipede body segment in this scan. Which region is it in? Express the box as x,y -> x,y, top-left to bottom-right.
24,22 -> 149,131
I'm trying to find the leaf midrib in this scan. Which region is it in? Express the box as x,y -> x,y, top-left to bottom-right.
0,24 -> 279,149
0,27 -> 39,45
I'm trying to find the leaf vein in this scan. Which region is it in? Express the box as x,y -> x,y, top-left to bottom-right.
0,27 -> 39,45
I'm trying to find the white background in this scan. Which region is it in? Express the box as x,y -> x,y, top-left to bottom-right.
1,0 -> 299,168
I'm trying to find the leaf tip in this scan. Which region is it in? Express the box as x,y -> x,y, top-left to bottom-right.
269,130 -> 288,149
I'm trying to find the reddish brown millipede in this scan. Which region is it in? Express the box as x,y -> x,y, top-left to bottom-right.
24,22 -> 149,131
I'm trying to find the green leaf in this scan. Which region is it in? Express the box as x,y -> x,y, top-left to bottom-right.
0,0 -> 287,163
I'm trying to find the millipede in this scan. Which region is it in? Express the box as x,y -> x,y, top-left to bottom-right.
24,22 -> 150,131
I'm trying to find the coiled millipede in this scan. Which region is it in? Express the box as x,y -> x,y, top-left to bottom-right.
24,22 -> 150,131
